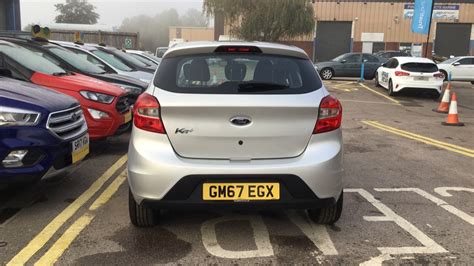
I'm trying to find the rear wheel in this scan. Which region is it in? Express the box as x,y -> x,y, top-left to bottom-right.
307,192 -> 343,224
129,189 -> 159,227
440,70 -> 448,81
388,80 -> 396,96
320,68 -> 334,80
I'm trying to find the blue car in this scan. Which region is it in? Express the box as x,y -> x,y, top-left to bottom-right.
0,75 -> 89,184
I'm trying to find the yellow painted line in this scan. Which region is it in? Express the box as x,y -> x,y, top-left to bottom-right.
35,171 -> 128,265
339,99 -> 399,106
358,83 -> 401,105
362,121 -> 474,158
7,155 -> 128,266
368,121 -> 474,154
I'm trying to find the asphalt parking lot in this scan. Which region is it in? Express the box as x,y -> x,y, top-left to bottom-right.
1,80 -> 473,265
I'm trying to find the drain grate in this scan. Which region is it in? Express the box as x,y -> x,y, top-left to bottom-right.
0,208 -> 21,225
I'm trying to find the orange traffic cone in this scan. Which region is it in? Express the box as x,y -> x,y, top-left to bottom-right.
442,93 -> 464,126
433,83 -> 451,113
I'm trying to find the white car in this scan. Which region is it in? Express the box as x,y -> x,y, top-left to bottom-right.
437,56 -> 474,84
375,57 -> 444,96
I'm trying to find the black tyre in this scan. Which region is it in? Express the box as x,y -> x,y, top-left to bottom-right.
374,73 -> 381,87
320,68 -> 334,80
471,81 -> 474,85
440,70 -> 448,82
307,192 -> 343,224
129,189 -> 158,227
388,80 -> 396,96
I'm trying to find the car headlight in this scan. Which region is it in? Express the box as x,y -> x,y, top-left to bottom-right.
0,107 -> 40,126
112,84 -> 143,95
80,91 -> 115,104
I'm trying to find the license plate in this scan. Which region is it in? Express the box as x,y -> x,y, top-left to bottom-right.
72,134 -> 89,164
123,110 -> 132,124
414,76 -> 428,81
203,183 -> 280,201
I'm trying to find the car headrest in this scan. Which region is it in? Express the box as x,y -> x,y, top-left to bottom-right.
253,60 -> 273,83
225,63 -> 247,81
185,58 -> 210,82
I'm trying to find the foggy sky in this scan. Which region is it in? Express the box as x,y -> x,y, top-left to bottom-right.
21,0 -> 204,27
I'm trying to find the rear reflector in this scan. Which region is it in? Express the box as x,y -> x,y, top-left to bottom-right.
314,95 -> 342,134
133,93 -> 165,134
395,71 -> 410,77
214,46 -> 262,53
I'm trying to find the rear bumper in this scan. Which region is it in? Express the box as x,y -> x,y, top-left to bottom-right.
128,127 -> 344,206
393,80 -> 443,92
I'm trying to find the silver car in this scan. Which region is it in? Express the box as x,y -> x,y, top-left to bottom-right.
128,42 -> 344,227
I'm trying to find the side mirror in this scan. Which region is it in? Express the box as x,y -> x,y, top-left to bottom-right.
340,59 -> 347,64
453,62 -> 461,66
96,64 -> 106,70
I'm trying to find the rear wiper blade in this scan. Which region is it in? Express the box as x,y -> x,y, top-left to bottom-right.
238,82 -> 289,92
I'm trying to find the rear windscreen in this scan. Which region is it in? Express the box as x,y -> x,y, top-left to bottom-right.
401,63 -> 438,73
153,54 -> 322,94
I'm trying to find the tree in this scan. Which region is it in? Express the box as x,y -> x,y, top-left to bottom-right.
181,9 -> 208,27
120,8 -> 208,51
54,0 -> 100,24
203,0 -> 315,42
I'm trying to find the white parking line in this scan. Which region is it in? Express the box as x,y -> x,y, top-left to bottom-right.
434,187 -> 474,197
345,188 -> 447,265
286,211 -> 338,255
375,188 -> 474,225
201,215 -> 274,259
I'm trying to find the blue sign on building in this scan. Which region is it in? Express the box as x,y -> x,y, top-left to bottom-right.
411,0 -> 434,34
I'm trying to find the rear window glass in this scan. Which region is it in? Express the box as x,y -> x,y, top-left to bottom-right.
401,63 -> 438,73
154,54 -> 322,94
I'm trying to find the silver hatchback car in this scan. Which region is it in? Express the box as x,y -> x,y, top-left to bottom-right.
128,42 -> 343,227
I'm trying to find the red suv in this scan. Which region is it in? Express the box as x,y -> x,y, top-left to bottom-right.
0,40 -> 132,140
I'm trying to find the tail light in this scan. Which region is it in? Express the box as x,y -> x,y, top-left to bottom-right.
314,95 -> 342,134
395,71 -> 410,77
433,72 -> 444,79
133,93 -> 165,134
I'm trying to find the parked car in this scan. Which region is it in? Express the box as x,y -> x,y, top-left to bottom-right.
128,42 -> 344,227
374,50 -> 410,63
0,36 -> 147,103
126,50 -> 161,66
51,41 -> 154,84
155,47 -> 168,58
437,56 -> 474,84
0,75 -> 88,185
314,53 -> 383,80
0,40 -> 132,140
91,44 -> 156,73
375,57 -> 444,96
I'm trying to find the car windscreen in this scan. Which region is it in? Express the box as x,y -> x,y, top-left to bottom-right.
110,49 -> 149,68
401,62 -> 438,73
91,49 -> 133,72
0,44 -> 67,75
154,54 -> 322,94
48,47 -> 106,74
129,53 -> 157,66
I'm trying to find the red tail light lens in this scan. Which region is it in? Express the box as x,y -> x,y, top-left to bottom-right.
133,93 -> 165,134
395,71 -> 410,77
314,95 -> 342,134
433,72 -> 445,79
